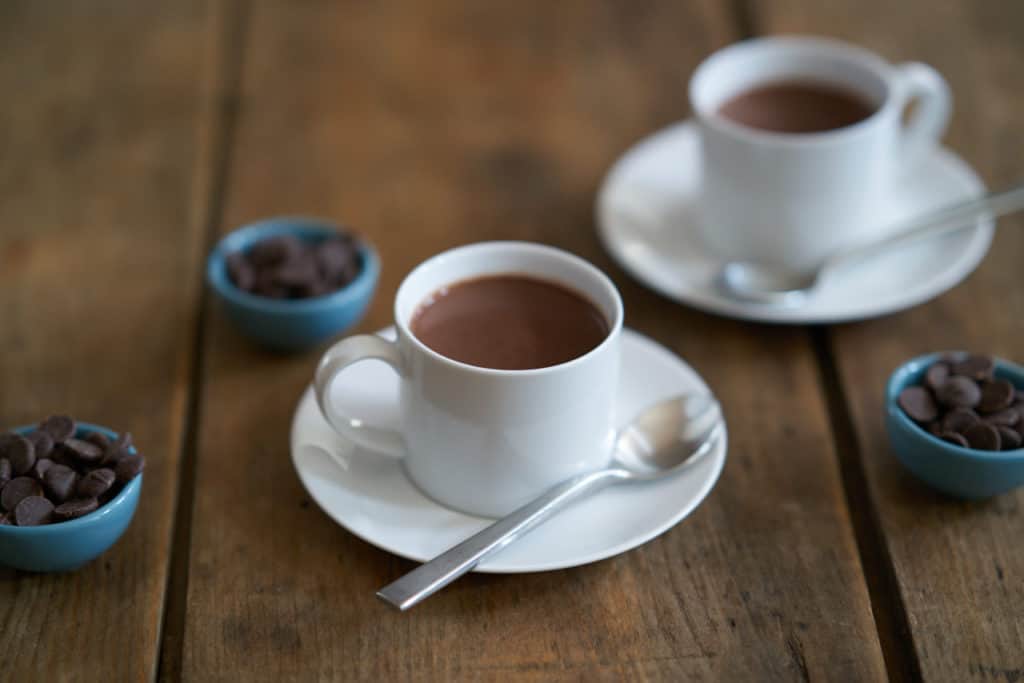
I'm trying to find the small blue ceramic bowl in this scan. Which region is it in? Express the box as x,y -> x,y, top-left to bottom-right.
207,217 -> 379,351
886,353 -> 1024,499
0,423 -> 142,572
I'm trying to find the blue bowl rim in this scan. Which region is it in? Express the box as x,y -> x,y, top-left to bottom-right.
887,352 -> 1024,462
206,216 -> 380,314
0,422 -> 141,535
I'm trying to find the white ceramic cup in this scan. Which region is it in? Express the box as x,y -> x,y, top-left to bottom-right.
690,36 -> 951,271
314,241 -> 623,518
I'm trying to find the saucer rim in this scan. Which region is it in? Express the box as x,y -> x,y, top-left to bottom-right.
596,119 -> 995,324
289,327 -> 728,573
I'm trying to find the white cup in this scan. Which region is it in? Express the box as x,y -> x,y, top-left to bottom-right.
314,242 -> 623,518
690,36 -> 951,271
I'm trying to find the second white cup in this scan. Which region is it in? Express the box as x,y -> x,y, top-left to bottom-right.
690,36 -> 951,271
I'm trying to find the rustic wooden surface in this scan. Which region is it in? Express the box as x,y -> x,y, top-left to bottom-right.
1,1 -> 1021,681
0,1 -> 212,681
179,1 -> 884,680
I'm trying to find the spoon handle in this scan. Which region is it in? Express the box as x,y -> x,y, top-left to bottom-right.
828,181 -> 1024,271
377,468 -> 625,611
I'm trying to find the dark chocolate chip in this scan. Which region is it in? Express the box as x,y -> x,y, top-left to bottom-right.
978,379 -> 1016,414
316,239 -> 356,278
248,235 -> 302,268
54,497 -> 99,521
940,431 -> 969,448
941,407 -> 980,434
101,432 -> 133,465
31,458 -> 53,481
77,468 -> 116,498
27,430 -> 54,458
899,386 -> 938,423
936,376 -> 982,409
14,496 -> 54,526
85,431 -> 111,450
227,251 -> 256,291
7,435 -> 35,476
952,354 -> 995,381
1,476 -> 43,511
983,408 -> 1020,427
272,254 -> 320,289
997,426 -> 1022,450
926,421 -> 942,436
925,362 -> 950,392
43,464 -> 78,503
0,458 -> 10,487
115,455 -> 145,484
964,422 -> 1002,451
64,438 -> 104,464
38,415 -> 76,443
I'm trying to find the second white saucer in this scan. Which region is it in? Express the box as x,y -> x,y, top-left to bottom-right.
290,327 -> 726,573
597,120 -> 994,324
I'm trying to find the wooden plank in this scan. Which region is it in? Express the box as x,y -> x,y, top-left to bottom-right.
0,1 -> 215,680
182,1 -> 887,679
748,1 -> 1024,680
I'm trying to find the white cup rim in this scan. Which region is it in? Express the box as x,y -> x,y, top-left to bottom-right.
393,241 -> 624,377
689,35 -> 900,147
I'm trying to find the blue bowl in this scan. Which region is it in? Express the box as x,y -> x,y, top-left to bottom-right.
0,423 -> 142,572
207,217 -> 379,351
886,353 -> 1024,499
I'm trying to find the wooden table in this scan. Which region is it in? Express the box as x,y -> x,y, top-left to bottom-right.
2,1 -> 1022,680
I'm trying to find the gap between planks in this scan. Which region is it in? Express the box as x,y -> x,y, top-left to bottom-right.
155,0 -> 252,680
810,327 -> 922,683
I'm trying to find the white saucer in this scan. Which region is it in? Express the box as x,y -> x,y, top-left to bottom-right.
596,120 -> 995,324
290,327 -> 727,573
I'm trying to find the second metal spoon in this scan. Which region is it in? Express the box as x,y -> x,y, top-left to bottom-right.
717,181 -> 1024,307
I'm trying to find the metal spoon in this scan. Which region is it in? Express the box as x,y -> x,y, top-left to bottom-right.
717,181 -> 1024,307
377,393 -> 725,610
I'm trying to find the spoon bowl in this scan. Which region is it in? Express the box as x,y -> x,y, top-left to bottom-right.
377,393 -> 724,610
717,261 -> 819,307
613,393 -> 723,476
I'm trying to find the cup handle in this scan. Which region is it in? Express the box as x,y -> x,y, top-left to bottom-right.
314,334 -> 406,457
894,62 -> 951,170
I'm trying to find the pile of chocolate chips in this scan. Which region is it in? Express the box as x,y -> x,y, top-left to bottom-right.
0,415 -> 145,526
226,233 -> 362,299
898,354 -> 1024,451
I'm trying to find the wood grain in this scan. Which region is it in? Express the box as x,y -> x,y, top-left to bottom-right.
0,1 -> 214,680
749,1 -> 1024,680
182,1 -> 886,680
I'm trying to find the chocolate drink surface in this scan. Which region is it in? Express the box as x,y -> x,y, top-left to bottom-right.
717,81 -> 875,134
411,275 -> 609,370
